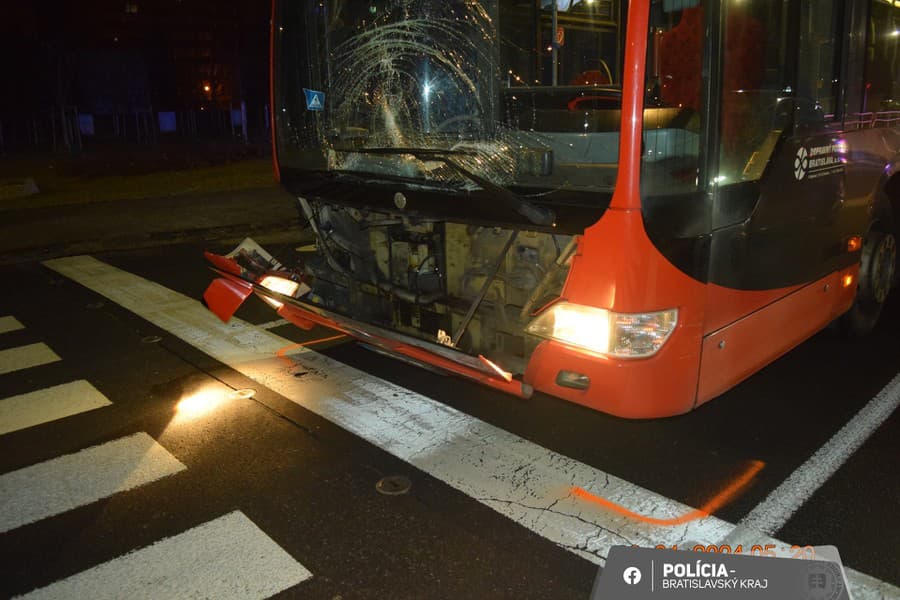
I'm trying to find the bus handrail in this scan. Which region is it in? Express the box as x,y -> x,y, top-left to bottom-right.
845,111 -> 900,129
872,111 -> 900,127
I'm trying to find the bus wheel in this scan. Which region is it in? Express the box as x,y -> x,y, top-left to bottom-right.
840,229 -> 896,336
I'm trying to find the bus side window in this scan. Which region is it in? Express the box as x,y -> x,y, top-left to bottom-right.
718,1 -> 789,184
796,0 -> 842,124
863,0 -> 900,114
657,5 -> 704,112
641,2 -> 705,195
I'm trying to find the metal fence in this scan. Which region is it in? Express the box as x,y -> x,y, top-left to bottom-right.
0,104 -> 271,155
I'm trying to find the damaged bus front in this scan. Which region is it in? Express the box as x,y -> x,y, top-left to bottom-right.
227,0 -> 697,414
203,0 -> 705,418
205,0 -> 897,417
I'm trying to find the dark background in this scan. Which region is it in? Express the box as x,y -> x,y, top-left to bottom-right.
0,0 -> 271,153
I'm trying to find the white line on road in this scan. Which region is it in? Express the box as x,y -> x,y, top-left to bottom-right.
0,316 -> 25,335
0,432 -> 186,534
43,256 -> 900,600
736,373 -> 899,536
0,343 -> 60,376
16,511 -> 312,600
0,380 -> 112,435
257,318 -> 289,330
720,373 -> 900,597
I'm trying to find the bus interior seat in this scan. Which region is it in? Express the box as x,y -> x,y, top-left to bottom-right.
571,59 -> 614,86
657,4 -> 768,175
658,5 -> 704,111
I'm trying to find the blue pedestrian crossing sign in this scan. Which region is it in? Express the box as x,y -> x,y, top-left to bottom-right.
303,89 -> 325,111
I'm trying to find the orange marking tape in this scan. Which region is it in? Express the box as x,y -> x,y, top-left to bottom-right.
276,334 -> 348,367
571,460 -> 765,526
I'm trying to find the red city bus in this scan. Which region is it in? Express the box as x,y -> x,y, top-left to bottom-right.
203,0 -> 899,418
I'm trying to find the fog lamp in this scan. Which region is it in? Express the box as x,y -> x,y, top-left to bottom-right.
260,275 -> 300,298
526,302 -> 678,358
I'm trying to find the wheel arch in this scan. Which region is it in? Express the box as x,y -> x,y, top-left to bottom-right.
884,172 -> 900,238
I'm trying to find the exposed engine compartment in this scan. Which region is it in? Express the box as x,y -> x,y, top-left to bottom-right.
299,199 -> 574,374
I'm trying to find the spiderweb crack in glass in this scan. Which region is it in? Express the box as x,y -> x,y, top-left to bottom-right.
325,1 -> 540,188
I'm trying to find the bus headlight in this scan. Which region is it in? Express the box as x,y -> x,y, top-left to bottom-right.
526,302 -> 678,358
259,275 -> 300,298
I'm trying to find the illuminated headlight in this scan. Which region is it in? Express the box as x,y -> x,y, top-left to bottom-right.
259,275 -> 300,298
526,302 -> 678,358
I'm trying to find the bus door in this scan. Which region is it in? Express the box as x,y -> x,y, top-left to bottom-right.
756,0 -> 849,284
709,0 -> 847,306
698,0 -> 848,402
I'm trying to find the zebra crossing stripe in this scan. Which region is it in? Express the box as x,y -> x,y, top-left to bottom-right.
0,343 -> 61,376
16,511 -> 312,600
0,380 -> 112,436
43,255 -> 900,600
0,432 -> 186,534
257,318 -> 289,330
0,316 -> 25,335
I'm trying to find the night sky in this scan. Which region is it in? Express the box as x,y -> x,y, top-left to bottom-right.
0,0 -> 270,117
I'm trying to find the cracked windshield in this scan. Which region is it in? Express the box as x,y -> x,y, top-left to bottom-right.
276,0 -> 629,193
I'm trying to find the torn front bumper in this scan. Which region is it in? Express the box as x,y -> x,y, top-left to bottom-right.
201,243 -> 533,400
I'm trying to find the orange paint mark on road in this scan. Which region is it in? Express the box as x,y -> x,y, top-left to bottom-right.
571,460 -> 765,526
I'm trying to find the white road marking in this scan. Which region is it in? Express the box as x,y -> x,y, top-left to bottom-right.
720,374 -> 900,598
0,316 -> 25,334
16,510 -> 311,600
257,318 -> 289,330
735,373 -> 899,536
0,380 -> 112,435
0,432 -> 186,534
0,343 -> 61,376
44,256 -> 900,600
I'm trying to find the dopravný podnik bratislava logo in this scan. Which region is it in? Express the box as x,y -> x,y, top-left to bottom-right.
795,146 -> 810,180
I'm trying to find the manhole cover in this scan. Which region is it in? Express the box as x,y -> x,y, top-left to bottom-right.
141,335 -> 162,344
86,301 -> 105,310
375,475 -> 411,496
231,388 -> 256,400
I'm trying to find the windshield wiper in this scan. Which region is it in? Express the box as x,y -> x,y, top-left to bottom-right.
341,147 -> 556,227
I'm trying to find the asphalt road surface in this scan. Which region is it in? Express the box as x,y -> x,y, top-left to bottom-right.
0,242 -> 897,599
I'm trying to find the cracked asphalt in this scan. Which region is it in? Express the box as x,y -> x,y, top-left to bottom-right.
0,241 -> 897,599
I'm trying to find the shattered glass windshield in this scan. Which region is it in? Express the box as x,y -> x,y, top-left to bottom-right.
276,0 -> 628,193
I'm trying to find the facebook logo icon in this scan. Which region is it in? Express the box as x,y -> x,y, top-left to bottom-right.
623,567 -> 642,585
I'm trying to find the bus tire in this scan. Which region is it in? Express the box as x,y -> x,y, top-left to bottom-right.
839,228 -> 897,336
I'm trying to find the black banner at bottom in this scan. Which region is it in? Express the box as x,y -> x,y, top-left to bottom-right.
591,546 -> 850,600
